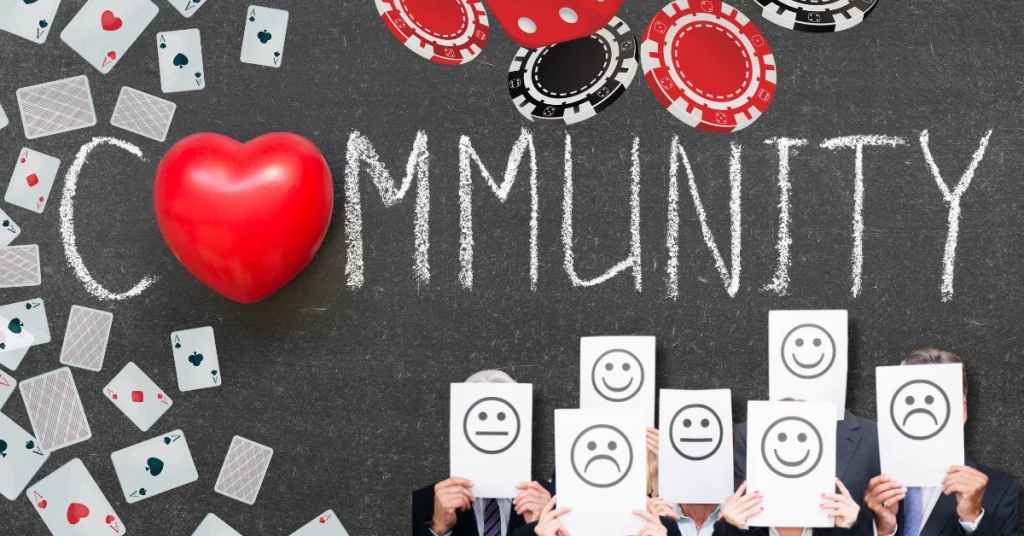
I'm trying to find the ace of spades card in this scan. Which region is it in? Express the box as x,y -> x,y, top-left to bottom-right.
157,29 -> 206,93
111,431 -> 198,503
0,0 -> 62,44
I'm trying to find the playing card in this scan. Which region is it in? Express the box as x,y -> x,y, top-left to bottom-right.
289,510 -> 349,536
111,430 -> 198,503
168,0 -> 208,18
0,369 -> 16,410
214,436 -> 273,505
21,367 -> 92,451
0,0 -> 62,43
104,362 -> 173,432
16,76 -> 97,139
27,458 -> 126,535
0,102 -> 8,130
193,513 -> 243,536
158,29 -> 206,93
0,298 -> 50,353
171,326 -> 221,392
0,412 -> 50,500
0,348 -> 29,371
110,87 -> 176,142
240,6 -> 288,68
61,0 -> 159,74
0,207 -> 22,247
5,148 -> 60,213
0,245 -> 41,288
59,306 -> 113,372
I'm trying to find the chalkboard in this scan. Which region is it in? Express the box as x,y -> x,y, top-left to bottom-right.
1,0 -> 1022,534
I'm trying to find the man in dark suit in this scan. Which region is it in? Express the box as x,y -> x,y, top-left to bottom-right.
734,411 -> 882,535
863,348 -> 1018,536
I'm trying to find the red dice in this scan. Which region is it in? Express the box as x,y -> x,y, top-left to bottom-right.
484,0 -> 626,48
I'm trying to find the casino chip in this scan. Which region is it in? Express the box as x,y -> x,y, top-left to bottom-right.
508,16 -> 639,126
375,0 -> 489,65
754,0 -> 878,33
641,0 -> 777,133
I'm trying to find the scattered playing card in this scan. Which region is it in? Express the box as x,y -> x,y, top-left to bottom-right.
61,0 -> 159,74
158,29 -> 206,93
110,87 -> 177,142
0,348 -> 29,371
289,510 -> 350,536
0,207 -> 21,247
168,0 -> 208,18
16,76 -> 98,139
0,298 -> 50,353
0,369 -> 16,410
111,430 -> 198,503
59,305 -> 113,372
171,326 -> 221,392
0,102 -> 8,131
0,245 -> 41,288
240,5 -> 288,68
27,458 -> 126,535
0,412 -> 50,501
192,513 -> 243,536
104,362 -> 173,432
0,0 -> 62,43
20,367 -> 92,451
214,436 -> 273,505
5,148 -> 60,213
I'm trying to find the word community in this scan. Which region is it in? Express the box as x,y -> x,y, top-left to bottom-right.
67,129 -> 994,302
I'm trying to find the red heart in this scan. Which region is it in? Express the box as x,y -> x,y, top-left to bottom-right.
67,502 -> 90,525
25,173 -> 39,187
37,500 -> 47,509
154,133 -> 333,303
105,515 -> 115,524
100,10 -> 122,31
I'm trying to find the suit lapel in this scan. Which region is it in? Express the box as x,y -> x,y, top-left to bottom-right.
456,503 -> 480,536
920,492 -> 957,536
835,412 -> 862,480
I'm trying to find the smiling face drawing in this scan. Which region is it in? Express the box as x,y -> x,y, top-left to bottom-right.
570,424 -> 634,488
760,416 -> 824,479
889,380 -> 951,441
591,349 -> 644,402
780,324 -> 837,380
669,404 -> 724,461
463,397 -> 521,454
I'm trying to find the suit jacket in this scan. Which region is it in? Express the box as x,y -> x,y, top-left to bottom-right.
509,516 -> 685,536
891,458 -> 1018,536
734,411 -> 881,536
412,481 -> 555,536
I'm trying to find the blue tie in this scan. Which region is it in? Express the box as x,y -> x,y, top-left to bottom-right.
904,487 -> 925,536
483,498 -> 501,536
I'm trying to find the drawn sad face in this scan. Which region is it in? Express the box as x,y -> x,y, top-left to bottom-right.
780,324 -> 837,380
463,397 -> 521,454
591,349 -> 644,402
668,404 -> 724,461
760,417 -> 824,479
889,380 -> 951,440
570,424 -> 634,488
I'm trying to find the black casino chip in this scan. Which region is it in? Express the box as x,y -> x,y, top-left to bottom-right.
754,0 -> 879,33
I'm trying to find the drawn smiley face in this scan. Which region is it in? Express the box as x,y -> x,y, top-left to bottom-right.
669,404 -> 724,461
591,349 -> 644,402
780,324 -> 837,380
570,424 -> 634,488
760,416 -> 823,479
463,397 -> 521,454
889,380 -> 951,441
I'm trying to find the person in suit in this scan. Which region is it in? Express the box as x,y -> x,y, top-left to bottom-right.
863,348 -> 1019,536
715,479 -> 862,535
645,427 -> 724,536
412,370 -> 554,536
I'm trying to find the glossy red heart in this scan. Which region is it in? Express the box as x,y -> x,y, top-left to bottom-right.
67,502 -> 90,525
154,133 -> 334,303
100,10 -> 122,31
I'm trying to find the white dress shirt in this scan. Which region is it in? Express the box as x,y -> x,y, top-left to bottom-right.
432,498 -> 513,536
874,486 -> 984,536
672,504 -> 721,536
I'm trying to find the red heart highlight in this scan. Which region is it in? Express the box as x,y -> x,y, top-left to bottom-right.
67,502 -> 90,525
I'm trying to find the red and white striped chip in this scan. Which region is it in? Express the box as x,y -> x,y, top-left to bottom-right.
375,0 -> 489,65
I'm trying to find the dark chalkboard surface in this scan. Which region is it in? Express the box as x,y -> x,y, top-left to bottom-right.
1,0 -> 1022,534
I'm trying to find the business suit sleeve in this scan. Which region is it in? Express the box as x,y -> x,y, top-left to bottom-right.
734,424 -> 748,490
412,485 -> 441,536
509,521 -> 537,536
971,474 -> 1019,536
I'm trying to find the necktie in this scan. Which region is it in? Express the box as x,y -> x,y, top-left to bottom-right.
482,498 -> 501,536
904,487 -> 925,536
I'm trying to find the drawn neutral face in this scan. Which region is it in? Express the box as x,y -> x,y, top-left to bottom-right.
463,397 -> 521,454
668,404 -> 724,461
780,324 -> 837,380
591,349 -> 644,402
889,380 -> 951,441
570,424 -> 633,488
760,416 -> 823,479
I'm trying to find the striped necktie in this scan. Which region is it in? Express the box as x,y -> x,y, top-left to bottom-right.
482,498 -> 502,536
904,487 -> 925,536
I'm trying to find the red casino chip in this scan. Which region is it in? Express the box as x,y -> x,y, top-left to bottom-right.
376,0 -> 490,65
640,0 -> 777,133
